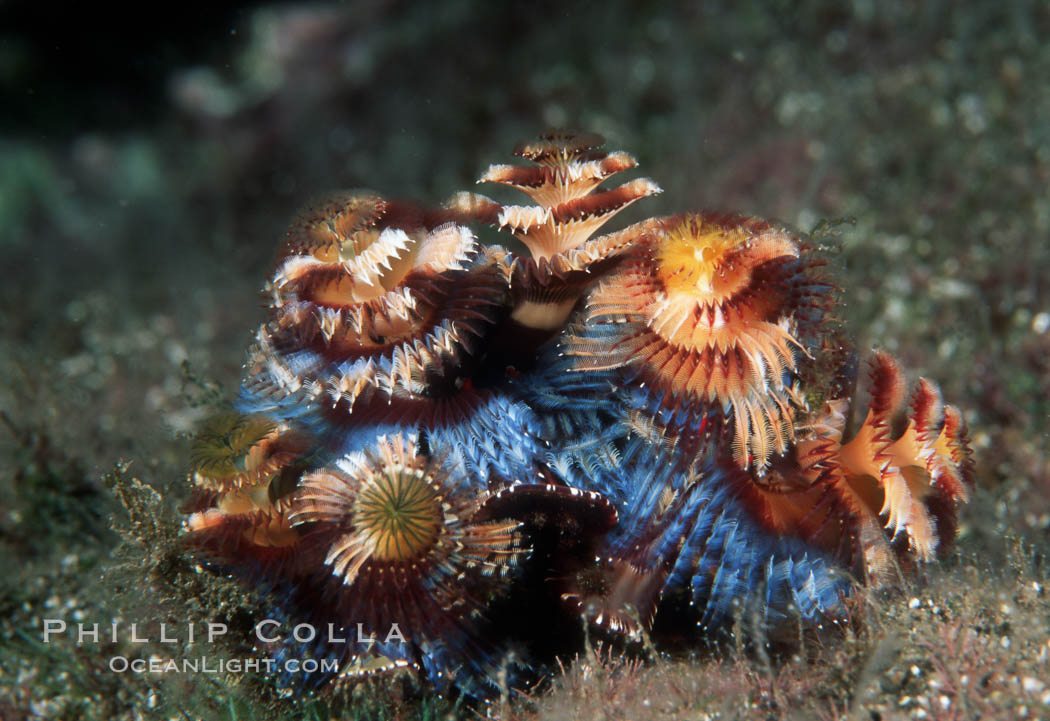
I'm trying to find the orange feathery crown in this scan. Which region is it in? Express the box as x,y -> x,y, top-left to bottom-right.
570,211 -> 827,472
791,352 -> 973,581
185,411 -> 311,564
449,131 -> 662,333
289,434 -> 523,628
241,193 -> 507,415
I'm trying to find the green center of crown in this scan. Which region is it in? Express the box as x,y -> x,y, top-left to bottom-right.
354,467 -> 442,561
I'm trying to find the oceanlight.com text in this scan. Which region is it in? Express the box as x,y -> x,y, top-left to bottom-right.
108,656 -> 340,674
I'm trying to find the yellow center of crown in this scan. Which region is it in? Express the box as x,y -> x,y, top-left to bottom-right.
354,466 -> 442,561
655,216 -> 750,302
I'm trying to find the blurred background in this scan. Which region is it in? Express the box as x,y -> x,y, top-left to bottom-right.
1,0 -> 1047,717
